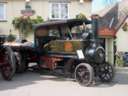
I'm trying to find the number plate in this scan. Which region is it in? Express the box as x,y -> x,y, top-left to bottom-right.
76,50 -> 85,59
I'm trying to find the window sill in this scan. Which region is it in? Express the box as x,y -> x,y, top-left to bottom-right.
0,20 -> 7,22
49,18 -> 68,20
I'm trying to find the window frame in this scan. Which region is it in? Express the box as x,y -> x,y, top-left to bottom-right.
0,3 -> 7,21
49,3 -> 69,20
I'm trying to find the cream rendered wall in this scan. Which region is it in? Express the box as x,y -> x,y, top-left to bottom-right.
105,38 -> 114,64
116,29 -> 128,52
69,1 -> 91,19
0,0 -> 25,35
31,0 -> 49,20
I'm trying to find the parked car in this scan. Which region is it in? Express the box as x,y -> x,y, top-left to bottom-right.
123,52 -> 128,66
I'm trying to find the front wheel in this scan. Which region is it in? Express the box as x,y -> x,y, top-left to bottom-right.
75,63 -> 94,86
98,62 -> 114,82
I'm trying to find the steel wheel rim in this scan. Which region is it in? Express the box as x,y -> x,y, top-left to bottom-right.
1,47 -> 15,78
76,66 -> 90,84
99,63 -> 113,81
2,51 -> 13,77
1,65 -> 12,77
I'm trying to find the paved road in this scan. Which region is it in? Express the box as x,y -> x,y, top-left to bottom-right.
0,68 -> 128,96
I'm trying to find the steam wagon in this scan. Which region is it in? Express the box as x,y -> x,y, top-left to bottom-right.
0,18 -> 114,86
32,18 -> 114,86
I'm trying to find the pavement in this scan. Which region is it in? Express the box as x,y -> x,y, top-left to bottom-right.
0,67 -> 128,96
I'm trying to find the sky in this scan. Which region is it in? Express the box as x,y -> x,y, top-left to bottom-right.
92,0 -> 122,14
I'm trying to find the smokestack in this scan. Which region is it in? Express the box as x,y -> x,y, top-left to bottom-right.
91,15 -> 99,40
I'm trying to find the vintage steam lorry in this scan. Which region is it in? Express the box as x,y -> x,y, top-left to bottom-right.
0,0 -> 127,87
32,18 -> 114,86
0,18 -> 114,86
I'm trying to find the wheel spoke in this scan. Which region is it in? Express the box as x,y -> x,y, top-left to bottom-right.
99,63 -> 114,82
105,74 -> 110,80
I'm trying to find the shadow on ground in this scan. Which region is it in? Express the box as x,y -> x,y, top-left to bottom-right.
0,71 -> 42,91
0,68 -> 128,91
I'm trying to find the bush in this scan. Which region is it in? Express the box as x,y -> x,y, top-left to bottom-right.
76,13 -> 87,20
32,16 -> 44,24
116,52 -> 124,67
12,16 -> 44,38
122,22 -> 128,31
7,34 -> 16,42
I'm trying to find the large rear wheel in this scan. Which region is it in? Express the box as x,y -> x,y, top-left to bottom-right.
75,63 -> 94,86
15,52 -> 28,73
1,47 -> 16,80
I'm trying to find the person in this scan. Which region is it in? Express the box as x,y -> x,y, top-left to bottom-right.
62,27 -> 72,40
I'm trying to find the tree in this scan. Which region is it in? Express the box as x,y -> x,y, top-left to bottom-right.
7,34 -> 16,42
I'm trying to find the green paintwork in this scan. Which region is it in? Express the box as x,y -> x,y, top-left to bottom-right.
45,40 -> 84,53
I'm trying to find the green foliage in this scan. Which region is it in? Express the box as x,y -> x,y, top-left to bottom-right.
76,13 -> 87,20
122,22 -> 128,31
7,34 -> 16,42
116,52 -> 124,67
12,16 -> 44,38
32,16 -> 44,24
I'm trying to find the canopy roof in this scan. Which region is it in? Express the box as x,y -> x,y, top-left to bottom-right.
34,19 -> 91,30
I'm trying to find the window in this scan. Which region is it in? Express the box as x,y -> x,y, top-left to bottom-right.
71,25 -> 91,39
0,3 -> 6,21
49,3 -> 68,20
49,29 -> 60,37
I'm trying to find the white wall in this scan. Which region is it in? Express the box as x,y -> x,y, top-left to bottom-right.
105,38 -> 114,64
69,1 -> 91,19
116,28 -> 128,52
0,0 -> 50,35
0,0 -> 25,35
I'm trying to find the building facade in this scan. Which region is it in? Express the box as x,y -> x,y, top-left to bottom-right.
0,0 -> 91,35
1,0 -> 125,65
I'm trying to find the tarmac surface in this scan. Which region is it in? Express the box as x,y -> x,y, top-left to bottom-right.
0,67 -> 128,96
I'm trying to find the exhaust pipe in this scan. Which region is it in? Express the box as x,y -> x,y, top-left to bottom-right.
91,15 -> 99,41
